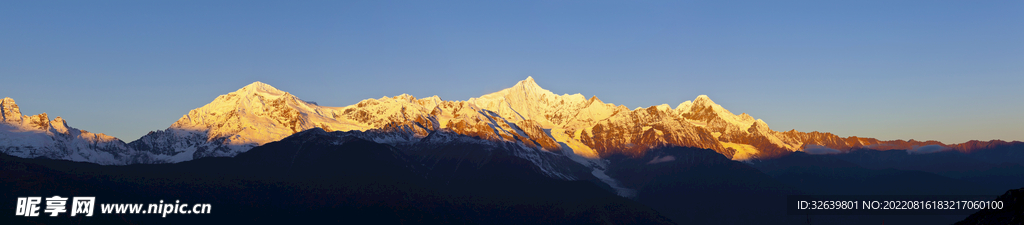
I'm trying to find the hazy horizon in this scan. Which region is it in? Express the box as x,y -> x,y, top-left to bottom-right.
2,1 -> 1021,143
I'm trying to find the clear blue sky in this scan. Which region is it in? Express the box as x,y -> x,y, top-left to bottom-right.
2,1 -> 1021,143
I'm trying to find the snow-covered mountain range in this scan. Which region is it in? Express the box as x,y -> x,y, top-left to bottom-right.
1,77 -> 1018,167
1,97 -> 133,164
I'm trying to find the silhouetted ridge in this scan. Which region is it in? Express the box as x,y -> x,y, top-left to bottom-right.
956,187 -> 1024,225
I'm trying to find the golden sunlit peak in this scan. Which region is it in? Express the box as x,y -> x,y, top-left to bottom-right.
694,95 -> 716,105
511,76 -> 546,91
236,81 -> 285,96
242,81 -> 273,89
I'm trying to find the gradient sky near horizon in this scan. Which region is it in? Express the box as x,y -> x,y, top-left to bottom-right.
2,1 -> 1022,143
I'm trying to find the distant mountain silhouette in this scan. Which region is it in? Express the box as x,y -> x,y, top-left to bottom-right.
956,187 -> 1024,225
750,151 -> 1010,224
604,146 -> 803,224
1,129 -> 672,224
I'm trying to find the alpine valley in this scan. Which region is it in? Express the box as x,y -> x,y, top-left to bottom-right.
2,77 -> 1022,224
